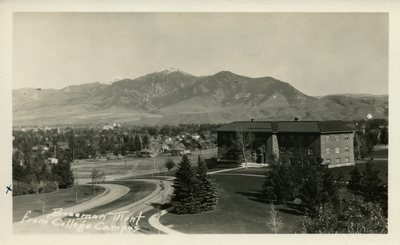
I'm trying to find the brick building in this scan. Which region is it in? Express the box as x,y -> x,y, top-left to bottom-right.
215,120 -> 355,167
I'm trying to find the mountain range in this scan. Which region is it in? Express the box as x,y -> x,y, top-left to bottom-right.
12,68 -> 388,126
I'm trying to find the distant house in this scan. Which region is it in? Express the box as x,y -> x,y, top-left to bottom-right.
57,142 -> 69,150
31,145 -> 49,153
140,149 -> 155,158
191,134 -> 201,140
215,120 -> 355,167
47,158 -> 58,164
160,143 -> 170,152
170,143 -> 187,156
164,136 -> 173,143
102,125 -> 114,130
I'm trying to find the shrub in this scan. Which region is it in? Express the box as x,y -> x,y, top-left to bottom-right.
292,197 -> 388,234
164,159 -> 176,171
12,180 -> 59,196
12,181 -> 30,196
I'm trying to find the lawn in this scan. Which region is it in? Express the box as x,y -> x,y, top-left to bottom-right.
160,174 -> 303,234
13,185 -> 105,223
71,150 -> 216,179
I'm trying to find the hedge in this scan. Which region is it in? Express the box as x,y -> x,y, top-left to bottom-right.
12,180 -> 59,196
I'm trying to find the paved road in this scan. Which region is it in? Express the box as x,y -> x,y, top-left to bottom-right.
88,179 -> 176,235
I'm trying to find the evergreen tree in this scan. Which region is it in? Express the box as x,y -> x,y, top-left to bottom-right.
299,163 -> 338,216
262,140 -> 339,215
262,164 -> 294,204
196,156 -> 218,212
348,166 -> 362,195
171,155 -> 201,214
142,134 -> 150,149
52,160 -> 74,189
347,161 -> 387,216
360,160 -> 384,203
379,126 -> 388,145
134,135 -> 142,151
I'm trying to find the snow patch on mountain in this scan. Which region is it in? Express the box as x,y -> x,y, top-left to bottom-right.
158,68 -> 179,74
103,76 -> 122,85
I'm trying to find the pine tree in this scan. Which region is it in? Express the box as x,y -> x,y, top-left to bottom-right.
360,160 -> 383,203
348,166 -> 362,195
262,164 -> 294,204
171,155 -> 201,214
379,126 -> 388,145
134,135 -> 142,151
196,156 -> 218,212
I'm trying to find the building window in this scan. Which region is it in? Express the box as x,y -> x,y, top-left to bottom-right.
281,135 -> 285,141
344,146 -> 349,153
326,159 -> 331,164
326,147 -> 330,154
280,147 -> 285,154
308,148 -> 314,155
290,135 -> 295,141
222,134 -> 227,140
335,147 -> 340,154
299,136 -> 304,142
289,147 -> 294,154
345,157 -> 350,163
336,158 -> 341,164
309,136 -> 314,142
344,134 -> 349,141
325,135 -> 330,142
335,135 -> 339,141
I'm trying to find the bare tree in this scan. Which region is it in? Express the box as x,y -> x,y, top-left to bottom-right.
232,127 -> 254,169
266,203 -> 284,234
73,173 -> 79,204
91,168 -> 106,196
37,181 -> 49,214
354,131 -> 363,160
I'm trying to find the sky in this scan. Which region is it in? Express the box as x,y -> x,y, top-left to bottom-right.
12,12 -> 388,96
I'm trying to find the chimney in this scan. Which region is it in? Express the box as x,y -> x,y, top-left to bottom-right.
251,118 -> 254,122
294,117 -> 299,122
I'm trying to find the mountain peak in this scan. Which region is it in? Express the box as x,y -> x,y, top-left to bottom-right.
155,68 -> 195,77
158,68 -> 180,74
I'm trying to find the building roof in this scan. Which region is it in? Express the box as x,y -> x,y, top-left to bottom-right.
317,121 -> 355,133
215,121 -> 355,134
214,121 -> 273,132
277,121 -> 320,133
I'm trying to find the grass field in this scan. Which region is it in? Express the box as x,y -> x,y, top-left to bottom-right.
13,185 -> 105,223
160,174 -> 303,234
71,149 -> 217,179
